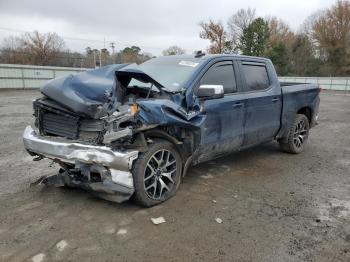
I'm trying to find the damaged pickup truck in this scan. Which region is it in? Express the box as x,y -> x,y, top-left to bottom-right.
23,53 -> 320,206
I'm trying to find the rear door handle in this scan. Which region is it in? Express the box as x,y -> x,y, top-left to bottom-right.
233,102 -> 243,108
271,98 -> 279,102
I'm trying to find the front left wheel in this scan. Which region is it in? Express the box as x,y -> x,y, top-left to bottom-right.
132,139 -> 182,207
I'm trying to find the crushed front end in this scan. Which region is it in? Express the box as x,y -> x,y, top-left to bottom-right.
22,64 -> 150,202
23,62 -> 201,203
24,97 -> 141,202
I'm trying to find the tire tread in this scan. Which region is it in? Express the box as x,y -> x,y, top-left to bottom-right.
279,114 -> 310,154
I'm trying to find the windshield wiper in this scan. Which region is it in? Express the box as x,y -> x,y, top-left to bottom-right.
146,83 -> 154,98
131,84 -> 160,92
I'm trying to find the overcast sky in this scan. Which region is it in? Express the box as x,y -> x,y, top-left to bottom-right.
0,0 -> 336,55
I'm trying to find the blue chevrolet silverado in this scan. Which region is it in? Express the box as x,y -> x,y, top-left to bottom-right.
23,52 -> 320,206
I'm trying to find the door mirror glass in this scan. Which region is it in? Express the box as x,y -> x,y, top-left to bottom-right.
197,85 -> 224,98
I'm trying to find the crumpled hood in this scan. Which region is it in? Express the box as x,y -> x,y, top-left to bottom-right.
40,64 -> 128,119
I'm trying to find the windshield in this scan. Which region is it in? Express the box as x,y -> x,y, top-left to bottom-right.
124,57 -> 204,92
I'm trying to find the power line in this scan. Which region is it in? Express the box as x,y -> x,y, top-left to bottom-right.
110,42 -> 116,54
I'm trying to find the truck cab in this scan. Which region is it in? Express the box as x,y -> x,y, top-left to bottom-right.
189,55 -> 283,162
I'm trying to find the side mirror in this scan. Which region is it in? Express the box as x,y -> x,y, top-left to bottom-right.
197,85 -> 224,99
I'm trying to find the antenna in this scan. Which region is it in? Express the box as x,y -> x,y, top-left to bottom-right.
194,50 -> 205,58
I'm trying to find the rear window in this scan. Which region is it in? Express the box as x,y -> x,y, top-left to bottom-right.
242,64 -> 270,91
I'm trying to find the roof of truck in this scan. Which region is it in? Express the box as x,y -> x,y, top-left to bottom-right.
158,53 -> 270,62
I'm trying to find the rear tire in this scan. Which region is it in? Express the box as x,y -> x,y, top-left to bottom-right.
132,139 -> 182,207
279,114 -> 310,154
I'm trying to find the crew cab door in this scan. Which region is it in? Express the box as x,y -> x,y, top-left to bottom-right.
238,60 -> 282,146
195,60 -> 245,163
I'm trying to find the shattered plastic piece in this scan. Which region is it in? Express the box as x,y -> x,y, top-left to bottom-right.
103,127 -> 132,144
56,240 -> 68,252
200,174 -> 214,179
117,228 -> 128,235
151,217 -> 166,225
215,218 -> 223,224
32,253 -> 45,262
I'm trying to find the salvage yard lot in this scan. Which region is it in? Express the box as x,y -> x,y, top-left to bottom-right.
0,90 -> 349,262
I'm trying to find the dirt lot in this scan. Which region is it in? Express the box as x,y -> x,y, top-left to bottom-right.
0,90 -> 349,262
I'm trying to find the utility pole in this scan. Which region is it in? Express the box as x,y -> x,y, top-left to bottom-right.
110,42 -> 116,63
99,49 -> 102,67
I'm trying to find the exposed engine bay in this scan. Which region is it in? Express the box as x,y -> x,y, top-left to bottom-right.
33,64 -> 192,150
33,88 -> 161,146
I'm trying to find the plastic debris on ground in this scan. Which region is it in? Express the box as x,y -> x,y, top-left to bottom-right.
151,217 -> 166,225
215,218 -> 223,224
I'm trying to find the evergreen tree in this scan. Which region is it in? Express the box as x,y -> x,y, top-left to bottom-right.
239,18 -> 269,56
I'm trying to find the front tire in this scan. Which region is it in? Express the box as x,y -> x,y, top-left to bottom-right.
132,139 -> 182,207
279,114 -> 310,154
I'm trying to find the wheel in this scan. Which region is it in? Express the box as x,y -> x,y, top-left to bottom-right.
279,114 -> 310,154
132,139 -> 182,207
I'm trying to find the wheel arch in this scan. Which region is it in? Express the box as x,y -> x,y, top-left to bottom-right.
144,129 -> 182,146
297,107 -> 312,123
143,127 -> 196,177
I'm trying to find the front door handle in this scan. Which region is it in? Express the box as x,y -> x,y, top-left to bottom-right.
271,98 -> 279,102
233,102 -> 243,108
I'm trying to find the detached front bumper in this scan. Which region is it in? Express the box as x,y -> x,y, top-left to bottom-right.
23,126 -> 139,203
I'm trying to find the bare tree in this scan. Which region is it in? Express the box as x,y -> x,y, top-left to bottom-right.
162,46 -> 186,56
0,32 -> 65,65
266,17 -> 295,47
307,0 -> 350,75
0,36 -> 26,64
227,8 -> 256,52
22,31 -> 65,65
289,34 -> 321,76
264,17 -> 295,76
199,19 -> 227,54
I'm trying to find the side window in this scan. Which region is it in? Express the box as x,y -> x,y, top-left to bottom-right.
200,63 -> 236,94
242,64 -> 270,91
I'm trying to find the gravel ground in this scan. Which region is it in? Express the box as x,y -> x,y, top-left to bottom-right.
0,89 -> 349,262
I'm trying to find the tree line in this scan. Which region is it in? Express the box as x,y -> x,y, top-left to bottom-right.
199,1 -> 350,76
0,0 -> 348,76
0,31 -> 154,68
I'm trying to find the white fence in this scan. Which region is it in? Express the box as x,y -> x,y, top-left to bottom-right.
0,63 -> 349,91
279,76 -> 350,91
0,64 -> 88,89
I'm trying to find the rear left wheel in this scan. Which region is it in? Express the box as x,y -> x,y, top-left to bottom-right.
279,114 -> 310,154
132,139 -> 182,207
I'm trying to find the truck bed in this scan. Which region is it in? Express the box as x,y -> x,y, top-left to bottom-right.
281,82 -> 319,95
280,82 -> 311,87
278,82 -> 320,140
